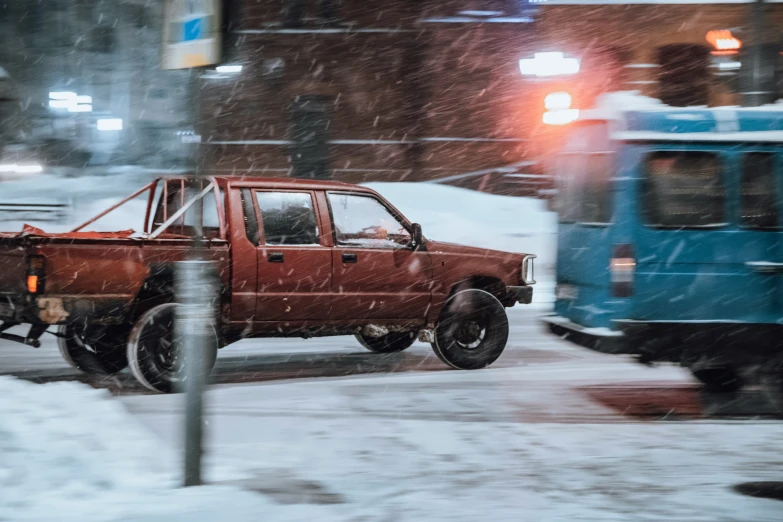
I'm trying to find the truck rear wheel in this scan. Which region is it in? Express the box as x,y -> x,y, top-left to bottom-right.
357,332 -> 416,353
58,324 -> 129,375
127,303 -> 217,394
432,289 -> 509,370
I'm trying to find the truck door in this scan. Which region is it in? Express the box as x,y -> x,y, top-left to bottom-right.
326,192 -> 432,321
252,190 -> 332,321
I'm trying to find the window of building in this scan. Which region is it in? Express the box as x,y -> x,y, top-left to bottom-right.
290,95 -> 331,180
641,151 -> 726,228
741,152 -> 779,229
255,191 -> 320,245
328,193 -> 411,249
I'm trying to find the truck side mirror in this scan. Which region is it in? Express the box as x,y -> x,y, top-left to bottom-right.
411,223 -> 423,250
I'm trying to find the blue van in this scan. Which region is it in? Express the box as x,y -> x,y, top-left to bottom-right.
542,102 -> 783,402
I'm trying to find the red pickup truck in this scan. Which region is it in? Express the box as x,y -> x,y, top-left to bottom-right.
0,176 -> 536,392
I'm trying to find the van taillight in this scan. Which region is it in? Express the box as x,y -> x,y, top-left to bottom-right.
26,255 -> 46,294
610,244 -> 635,297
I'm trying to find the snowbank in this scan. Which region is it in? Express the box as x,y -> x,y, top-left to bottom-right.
364,182 -> 557,268
0,169 -> 156,234
0,377 -> 356,521
364,182 -> 557,306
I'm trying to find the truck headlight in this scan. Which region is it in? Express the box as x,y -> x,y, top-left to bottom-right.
521,254 -> 537,285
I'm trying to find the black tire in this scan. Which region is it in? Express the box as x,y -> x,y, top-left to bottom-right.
58,324 -> 130,375
432,289 -> 509,370
357,332 -> 417,353
689,367 -> 743,393
127,303 -> 218,393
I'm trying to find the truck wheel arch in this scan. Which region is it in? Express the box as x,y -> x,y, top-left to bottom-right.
130,264 -> 176,322
448,275 -> 507,303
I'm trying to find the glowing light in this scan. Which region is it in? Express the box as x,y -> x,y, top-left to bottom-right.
543,109 -> 579,126
544,91 -> 572,110
49,91 -> 92,112
49,91 -> 76,100
707,30 -> 741,51
27,275 -> 39,294
718,61 -> 741,70
97,118 -> 123,131
215,64 -> 243,73
0,163 -> 43,174
519,52 -> 580,77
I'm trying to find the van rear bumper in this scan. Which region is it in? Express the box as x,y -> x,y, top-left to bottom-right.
545,315 -> 783,362
541,314 -> 632,354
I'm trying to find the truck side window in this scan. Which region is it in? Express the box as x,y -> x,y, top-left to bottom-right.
255,192 -> 320,245
327,193 -> 411,249
151,179 -> 220,239
641,151 -> 725,228
741,153 -> 779,229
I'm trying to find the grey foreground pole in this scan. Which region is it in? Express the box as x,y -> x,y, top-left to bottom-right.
175,260 -> 218,487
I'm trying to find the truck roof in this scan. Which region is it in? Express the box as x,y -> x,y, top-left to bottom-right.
579,91 -> 783,143
214,176 -> 372,192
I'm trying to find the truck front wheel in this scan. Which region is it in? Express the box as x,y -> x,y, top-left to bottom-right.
432,289 -> 509,370
127,303 -> 217,393
58,324 -> 129,375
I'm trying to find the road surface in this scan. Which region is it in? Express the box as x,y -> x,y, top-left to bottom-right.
2,307 -> 783,520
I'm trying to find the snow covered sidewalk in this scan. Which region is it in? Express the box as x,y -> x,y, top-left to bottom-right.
120,359 -> 783,522
0,377 -> 364,521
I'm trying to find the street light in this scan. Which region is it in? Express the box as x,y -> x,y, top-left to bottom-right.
520,52 -> 580,77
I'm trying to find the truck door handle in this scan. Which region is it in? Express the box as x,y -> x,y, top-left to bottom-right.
268,252 -> 284,263
342,252 -> 358,263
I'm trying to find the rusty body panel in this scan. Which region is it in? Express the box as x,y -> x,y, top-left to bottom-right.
0,176 -> 534,343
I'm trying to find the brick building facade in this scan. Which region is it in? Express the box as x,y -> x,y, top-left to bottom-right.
200,1 -> 783,185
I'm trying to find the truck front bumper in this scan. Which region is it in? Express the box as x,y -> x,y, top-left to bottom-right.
507,285 -> 533,305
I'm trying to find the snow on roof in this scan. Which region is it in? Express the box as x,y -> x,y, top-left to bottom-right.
579,91 -> 783,141
579,91 -> 665,122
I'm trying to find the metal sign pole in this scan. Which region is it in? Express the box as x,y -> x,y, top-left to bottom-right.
161,0 -> 222,488
175,260 -> 216,486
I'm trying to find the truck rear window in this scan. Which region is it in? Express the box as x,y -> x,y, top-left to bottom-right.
741,153 -> 779,229
641,151 -> 725,228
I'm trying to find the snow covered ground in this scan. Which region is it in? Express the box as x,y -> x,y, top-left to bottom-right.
2,310 -> 782,521
0,376 -> 374,522
121,341 -> 783,522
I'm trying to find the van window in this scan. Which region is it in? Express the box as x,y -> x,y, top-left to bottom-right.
641,151 -> 725,228
741,153 -> 778,229
554,155 -> 581,223
581,153 -> 613,224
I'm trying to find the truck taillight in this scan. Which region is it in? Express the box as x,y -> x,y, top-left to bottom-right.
610,244 -> 635,297
26,255 -> 46,294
